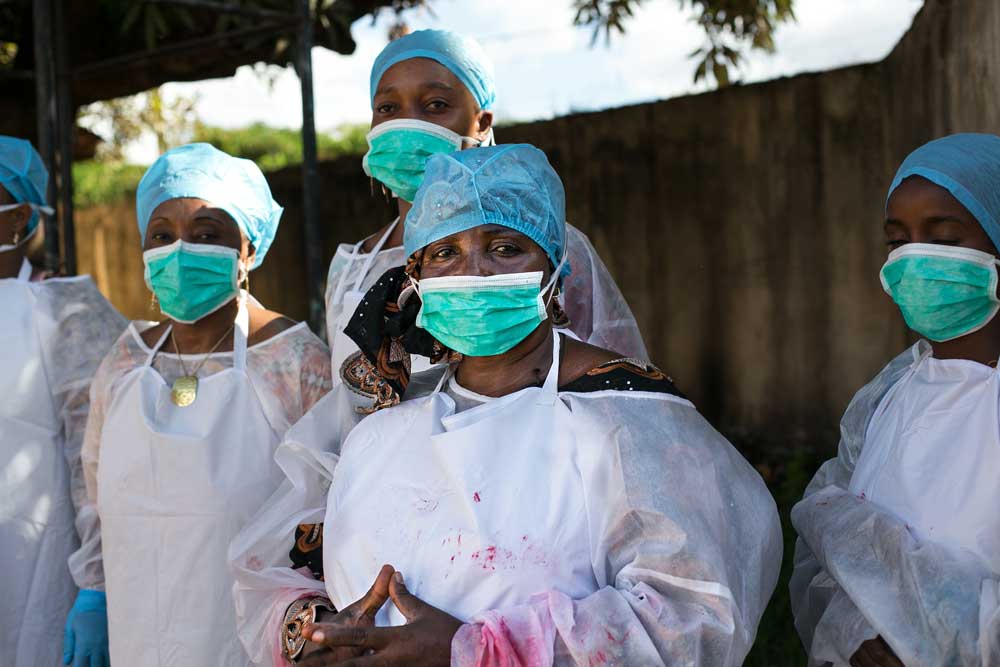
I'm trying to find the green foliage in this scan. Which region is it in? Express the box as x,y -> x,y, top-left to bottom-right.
192,122 -> 367,172
73,161 -> 147,209
725,439 -> 827,666
742,447 -> 819,666
0,41 -> 16,67
73,121 -> 368,207
573,0 -> 796,88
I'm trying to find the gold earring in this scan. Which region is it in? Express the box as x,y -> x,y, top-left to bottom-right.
150,292 -> 159,310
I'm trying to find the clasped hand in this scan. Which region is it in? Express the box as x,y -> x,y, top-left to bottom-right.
850,636 -> 905,667
299,564 -> 462,667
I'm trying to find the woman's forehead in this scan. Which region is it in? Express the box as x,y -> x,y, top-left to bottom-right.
439,224 -> 531,242
149,197 -> 236,226
375,57 -> 468,97
886,176 -> 974,220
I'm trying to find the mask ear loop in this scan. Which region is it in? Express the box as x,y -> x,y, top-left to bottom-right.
0,203 -> 50,253
541,252 -> 569,319
460,127 -> 495,149
238,261 -> 250,295
409,275 -> 425,328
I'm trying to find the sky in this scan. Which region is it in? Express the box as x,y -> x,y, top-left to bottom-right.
127,0 -> 924,162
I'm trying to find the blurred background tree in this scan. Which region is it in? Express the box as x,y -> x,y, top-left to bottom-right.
0,0 -> 427,142
78,89 -> 197,162
573,0 -> 796,86
53,0 -> 796,206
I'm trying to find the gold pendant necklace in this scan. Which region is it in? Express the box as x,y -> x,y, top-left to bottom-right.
171,375 -> 199,408
169,324 -> 236,407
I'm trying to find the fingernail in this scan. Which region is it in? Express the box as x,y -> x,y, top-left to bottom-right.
313,630 -> 325,643
393,572 -> 404,584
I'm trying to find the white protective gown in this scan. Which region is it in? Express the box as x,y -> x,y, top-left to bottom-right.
790,341 -> 1000,666
232,333 -> 782,666
325,222 -> 648,384
0,258 -> 125,667
74,294 -> 331,667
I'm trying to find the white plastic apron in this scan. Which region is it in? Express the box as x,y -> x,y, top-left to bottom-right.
0,258 -> 77,667
328,219 -> 432,382
97,297 -> 283,666
324,333 -> 600,625
850,348 -> 1000,571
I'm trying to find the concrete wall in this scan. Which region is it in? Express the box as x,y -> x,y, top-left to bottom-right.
75,0 -> 1000,450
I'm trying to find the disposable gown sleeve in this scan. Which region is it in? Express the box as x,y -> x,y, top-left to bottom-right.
40,279 -> 127,591
70,334 -> 131,592
451,394 -> 783,666
789,342 -> 1000,666
230,384 -> 363,666
562,225 -> 648,360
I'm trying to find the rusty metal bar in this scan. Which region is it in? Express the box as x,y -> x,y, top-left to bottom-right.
73,18 -> 298,79
33,0 -> 60,272
54,0 -> 75,274
147,0 -> 295,21
296,0 -> 324,333
0,69 -> 36,80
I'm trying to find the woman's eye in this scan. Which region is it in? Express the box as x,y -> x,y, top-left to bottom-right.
431,247 -> 456,259
426,100 -> 449,112
492,244 -> 520,256
376,103 -> 395,114
151,232 -> 172,242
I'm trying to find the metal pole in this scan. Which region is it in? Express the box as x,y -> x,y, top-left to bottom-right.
296,0 -> 325,333
32,0 -> 60,272
54,0 -> 75,275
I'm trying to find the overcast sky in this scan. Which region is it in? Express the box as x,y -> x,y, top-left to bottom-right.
131,0 -> 923,162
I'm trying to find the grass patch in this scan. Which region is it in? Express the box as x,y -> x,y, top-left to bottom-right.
742,443 -> 828,666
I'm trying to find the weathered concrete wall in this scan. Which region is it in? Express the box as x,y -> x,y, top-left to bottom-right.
75,0 -> 1000,449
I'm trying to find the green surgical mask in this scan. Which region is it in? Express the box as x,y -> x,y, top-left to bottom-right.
414,266 -> 562,357
362,119 -> 480,202
880,243 -> 1000,342
143,240 -> 242,324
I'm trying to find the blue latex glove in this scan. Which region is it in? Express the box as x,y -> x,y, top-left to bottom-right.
63,589 -> 110,667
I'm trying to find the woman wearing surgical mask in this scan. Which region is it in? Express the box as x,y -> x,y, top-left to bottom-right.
0,137 -> 125,667
233,145 -> 781,666
790,134 -> 1000,667
326,29 -> 647,405
71,143 -> 332,666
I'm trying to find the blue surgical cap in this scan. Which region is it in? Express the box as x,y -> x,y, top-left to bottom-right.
136,143 -> 283,269
887,133 -> 1000,252
370,29 -> 496,111
405,144 -> 568,276
0,136 -> 49,233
